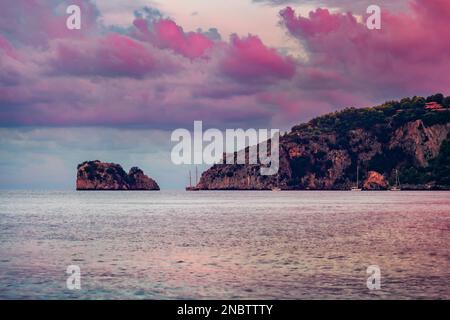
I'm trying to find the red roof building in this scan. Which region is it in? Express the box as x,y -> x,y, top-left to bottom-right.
425,102 -> 446,111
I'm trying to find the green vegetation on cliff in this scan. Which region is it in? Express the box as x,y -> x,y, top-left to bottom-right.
292,93 -> 450,135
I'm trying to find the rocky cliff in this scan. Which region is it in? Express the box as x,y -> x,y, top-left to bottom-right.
76,160 -> 160,190
197,94 -> 450,190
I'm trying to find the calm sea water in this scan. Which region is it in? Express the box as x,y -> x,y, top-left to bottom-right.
0,190 -> 449,300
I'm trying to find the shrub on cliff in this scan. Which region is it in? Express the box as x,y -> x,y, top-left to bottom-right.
430,132 -> 450,185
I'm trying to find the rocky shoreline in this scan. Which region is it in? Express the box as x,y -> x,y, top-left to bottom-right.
196,94 -> 450,191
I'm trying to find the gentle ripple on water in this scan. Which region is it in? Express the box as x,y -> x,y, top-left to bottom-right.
0,190 -> 449,299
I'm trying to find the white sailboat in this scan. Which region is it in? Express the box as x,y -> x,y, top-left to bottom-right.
351,165 -> 362,191
390,169 -> 401,191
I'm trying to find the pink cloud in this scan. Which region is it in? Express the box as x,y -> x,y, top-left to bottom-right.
279,0 -> 450,97
50,33 -> 167,78
0,35 -> 28,86
280,7 -> 358,38
220,34 -> 295,82
133,18 -> 214,59
0,35 -> 19,59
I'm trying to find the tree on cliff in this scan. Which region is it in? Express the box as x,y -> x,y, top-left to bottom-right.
430,132 -> 450,186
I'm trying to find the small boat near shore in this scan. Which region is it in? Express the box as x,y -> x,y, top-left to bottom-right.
390,169 -> 402,191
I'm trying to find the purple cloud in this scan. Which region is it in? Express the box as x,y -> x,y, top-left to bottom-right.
220,34 -> 296,83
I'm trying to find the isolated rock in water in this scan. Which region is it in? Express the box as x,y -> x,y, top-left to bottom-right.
76,160 -> 160,190
363,171 -> 388,190
127,167 -> 160,190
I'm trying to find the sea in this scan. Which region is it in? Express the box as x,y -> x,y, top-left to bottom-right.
0,190 -> 449,299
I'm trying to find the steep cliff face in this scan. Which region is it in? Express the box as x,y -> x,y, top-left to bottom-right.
198,94 -> 450,190
390,119 -> 450,167
76,161 -> 159,190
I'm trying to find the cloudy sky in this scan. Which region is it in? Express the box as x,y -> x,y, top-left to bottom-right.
1,0 -> 449,189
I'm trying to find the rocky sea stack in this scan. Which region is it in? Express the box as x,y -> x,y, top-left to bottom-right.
76,160 -> 160,191
198,94 -> 450,190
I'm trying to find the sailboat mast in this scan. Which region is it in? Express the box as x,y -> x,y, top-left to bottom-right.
189,170 -> 192,187
356,165 -> 359,188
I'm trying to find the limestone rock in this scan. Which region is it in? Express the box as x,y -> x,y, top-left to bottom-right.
76,160 -> 159,190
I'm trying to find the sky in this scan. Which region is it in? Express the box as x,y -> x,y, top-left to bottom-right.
1,0 -> 450,189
